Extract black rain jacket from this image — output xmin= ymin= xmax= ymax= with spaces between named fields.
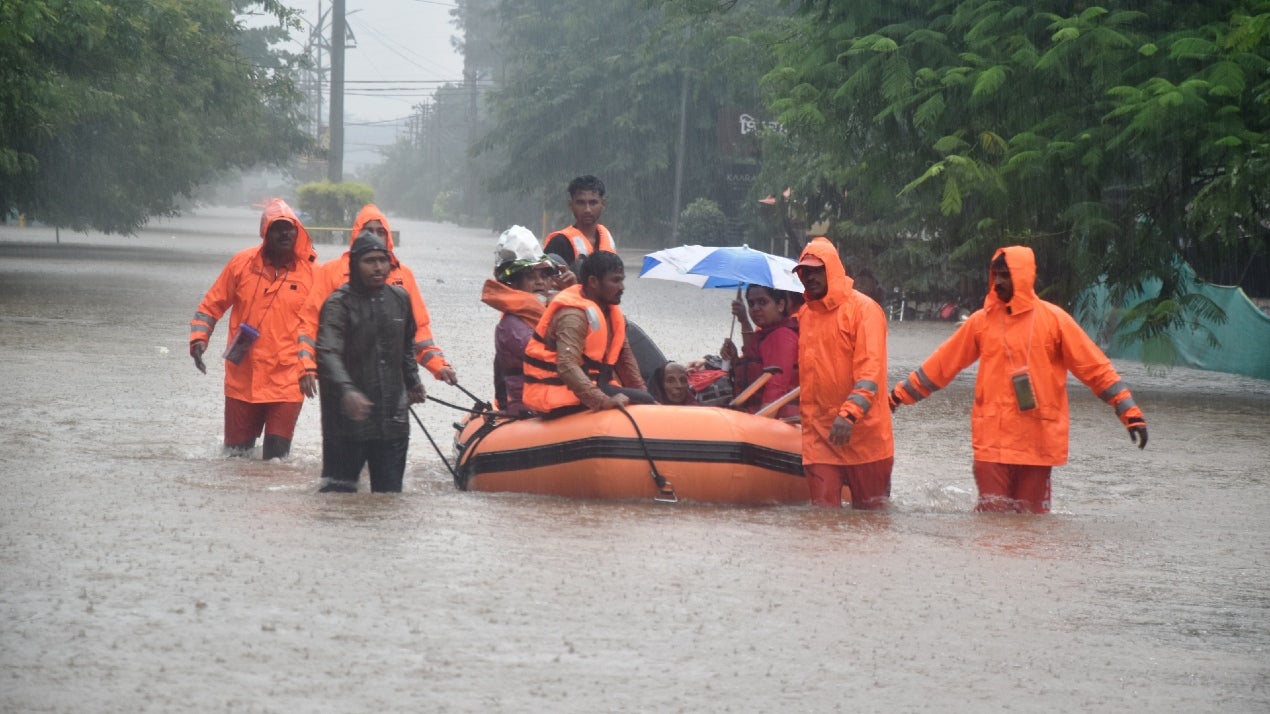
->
xmin=316 ymin=235 xmax=422 ymax=442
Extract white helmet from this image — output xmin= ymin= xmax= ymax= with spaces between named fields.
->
xmin=495 ymin=225 xmax=558 ymax=283
xmin=496 ymin=225 xmax=544 ymax=265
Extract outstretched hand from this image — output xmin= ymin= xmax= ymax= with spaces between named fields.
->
xmin=888 ymin=388 xmax=902 ymax=412
xmin=1128 ymin=424 xmax=1148 ymax=449
xmin=190 ymin=341 xmax=207 ymax=374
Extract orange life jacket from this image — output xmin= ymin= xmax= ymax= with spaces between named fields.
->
xmin=522 ymin=285 xmax=626 ymax=413
xmin=549 ymin=224 xmax=616 ymax=260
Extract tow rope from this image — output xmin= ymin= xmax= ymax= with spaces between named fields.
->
xmin=615 ymin=404 xmax=678 ymax=503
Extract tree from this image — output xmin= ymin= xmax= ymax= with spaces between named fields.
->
xmin=757 ymin=0 xmax=1269 ymax=361
xmin=471 ymin=0 xmax=784 ymax=244
xmin=0 ymin=0 xmax=311 ymax=234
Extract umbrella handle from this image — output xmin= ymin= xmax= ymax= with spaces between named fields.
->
xmin=727 ymin=285 xmax=742 ymax=341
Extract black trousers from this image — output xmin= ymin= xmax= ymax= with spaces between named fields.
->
xmin=320 ymin=437 xmax=409 ymax=493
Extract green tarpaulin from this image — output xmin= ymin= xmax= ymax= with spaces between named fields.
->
xmin=1080 ymin=261 xmax=1270 ymax=381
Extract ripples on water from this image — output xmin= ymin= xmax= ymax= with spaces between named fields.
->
xmin=1 ymin=212 xmax=1267 ymax=713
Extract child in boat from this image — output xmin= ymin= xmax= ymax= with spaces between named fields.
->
xmin=718 ymin=284 xmax=800 ymax=418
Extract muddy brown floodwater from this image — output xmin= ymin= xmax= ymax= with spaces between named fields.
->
xmin=1 ymin=207 xmax=1267 ymax=713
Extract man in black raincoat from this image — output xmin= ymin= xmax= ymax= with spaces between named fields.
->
xmin=316 ymin=231 xmax=427 ymax=492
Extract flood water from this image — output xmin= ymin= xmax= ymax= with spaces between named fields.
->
xmin=1 ymin=207 xmax=1267 ymax=713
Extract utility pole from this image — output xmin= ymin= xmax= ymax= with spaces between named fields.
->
xmin=669 ymin=70 xmax=689 ymax=247
xmin=315 ymin=0 xmax=324 ymax=138
xmin=327 ymin=0 xmax=345 ymax=182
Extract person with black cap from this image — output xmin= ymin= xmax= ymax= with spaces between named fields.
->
xmin=315 ymin=230 xmax=427 ymax=493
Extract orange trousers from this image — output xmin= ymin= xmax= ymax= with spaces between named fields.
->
xmin=804 ymin=458 xmax=893 ymax=509
xmin=972 ymin=461 xmax=1053 ymax=514
xmin=224 ymin=396 xmax=303 ymax=445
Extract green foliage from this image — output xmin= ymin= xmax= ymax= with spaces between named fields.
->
xmin=678 ymin=198 xmax=728 ymax=247
xmin=0 ymin=0 xmax=310 ymax=233
xmin=296 ymin=181 xmax=374 ymax=227
xmin=755 ymin=0 xmax=1269 ymax=364
xmin=471 ymin=0 xmax=788 ymax=243
xmin=365 ymin=0 xmax=1265 ymax=366
xmin=432 ymin=190 xmax=461 ymax=224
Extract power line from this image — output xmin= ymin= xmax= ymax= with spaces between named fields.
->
xmin=345 ymin=79 xmax=463 ymax=84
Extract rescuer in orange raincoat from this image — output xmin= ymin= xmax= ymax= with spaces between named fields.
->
xmin=794 ymin=237 xmax=894 ymax=508
xmin=297 ymin=203 xmax=456 ymax=401
xmin=189 ymin=199 xmax=317 ymax=459
xmin=542 ymin=175 xmax=618 ymax=270
xmin=890 ymin=246 xmax=1149 ymax=513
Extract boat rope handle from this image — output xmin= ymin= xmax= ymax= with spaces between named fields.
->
xmin=450 ymin=381 xmax=493 ymax=412
xmin=615 ymin=404 xmax=678 ymax=503
xmin=425 ymin=394 xmax=523 ymax=418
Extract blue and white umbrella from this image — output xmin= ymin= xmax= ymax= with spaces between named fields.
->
xmin=639 ymin=245 xmax=737 ymax=288
xmin=685 ymin=244 xmax=803 ymax=293
xmin=640 ymin=244 xmax=802 ymax=293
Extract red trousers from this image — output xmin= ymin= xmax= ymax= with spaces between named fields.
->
xmin=804 ymin=458 xmax=893 ymax=509
xmin=972 ymin=461 xmax=1053 ymax=514
xmin=224 ymin=396 xmax=303 ymax=445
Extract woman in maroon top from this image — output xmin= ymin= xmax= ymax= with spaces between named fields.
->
xmin=719 ymin=285 xmax=800 ymax=419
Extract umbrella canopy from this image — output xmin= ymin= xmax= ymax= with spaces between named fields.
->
xmin=686 ymin=245 xmax=803 ymax=293
xmin=640 ymin=245 xmax=743 ymax=289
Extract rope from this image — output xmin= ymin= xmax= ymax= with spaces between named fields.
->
xmin=425 ymin=394 xmax=491 ymax=415
xmin=409 ymin=405 xmax=458 ymax=480
xmin=615 ymin=404 xmax=677 ymax=502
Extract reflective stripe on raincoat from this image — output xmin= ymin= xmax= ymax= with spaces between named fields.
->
xmin=189 ymin=198 xmax=316 ymax=403
xmin=296 ymin=204 xmax=452 ymax=379
xmin=892 ymin=245 xmax=1146 ymax=466
xmin=796 ymin=237 xmax=893 ymax=466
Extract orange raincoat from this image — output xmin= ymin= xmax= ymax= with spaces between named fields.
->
xmin=189 ymin=199 xmax=316 ymax=403
xmin=796 ymin=238 xmax=894 ymax=465
xmin=480 ymin=277 xmax=548 ymax=411
xmin=297 ymin=204 xmax=452 ymax=380
xmin=892 ymin=246 xmax=1146 ymax=465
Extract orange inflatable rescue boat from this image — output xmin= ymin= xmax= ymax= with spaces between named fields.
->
xmin=451 ymin=404 xmax=807 ymax=505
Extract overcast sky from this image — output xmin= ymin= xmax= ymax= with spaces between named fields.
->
xmin=288 ymin=0 xmax=466 ymax=125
